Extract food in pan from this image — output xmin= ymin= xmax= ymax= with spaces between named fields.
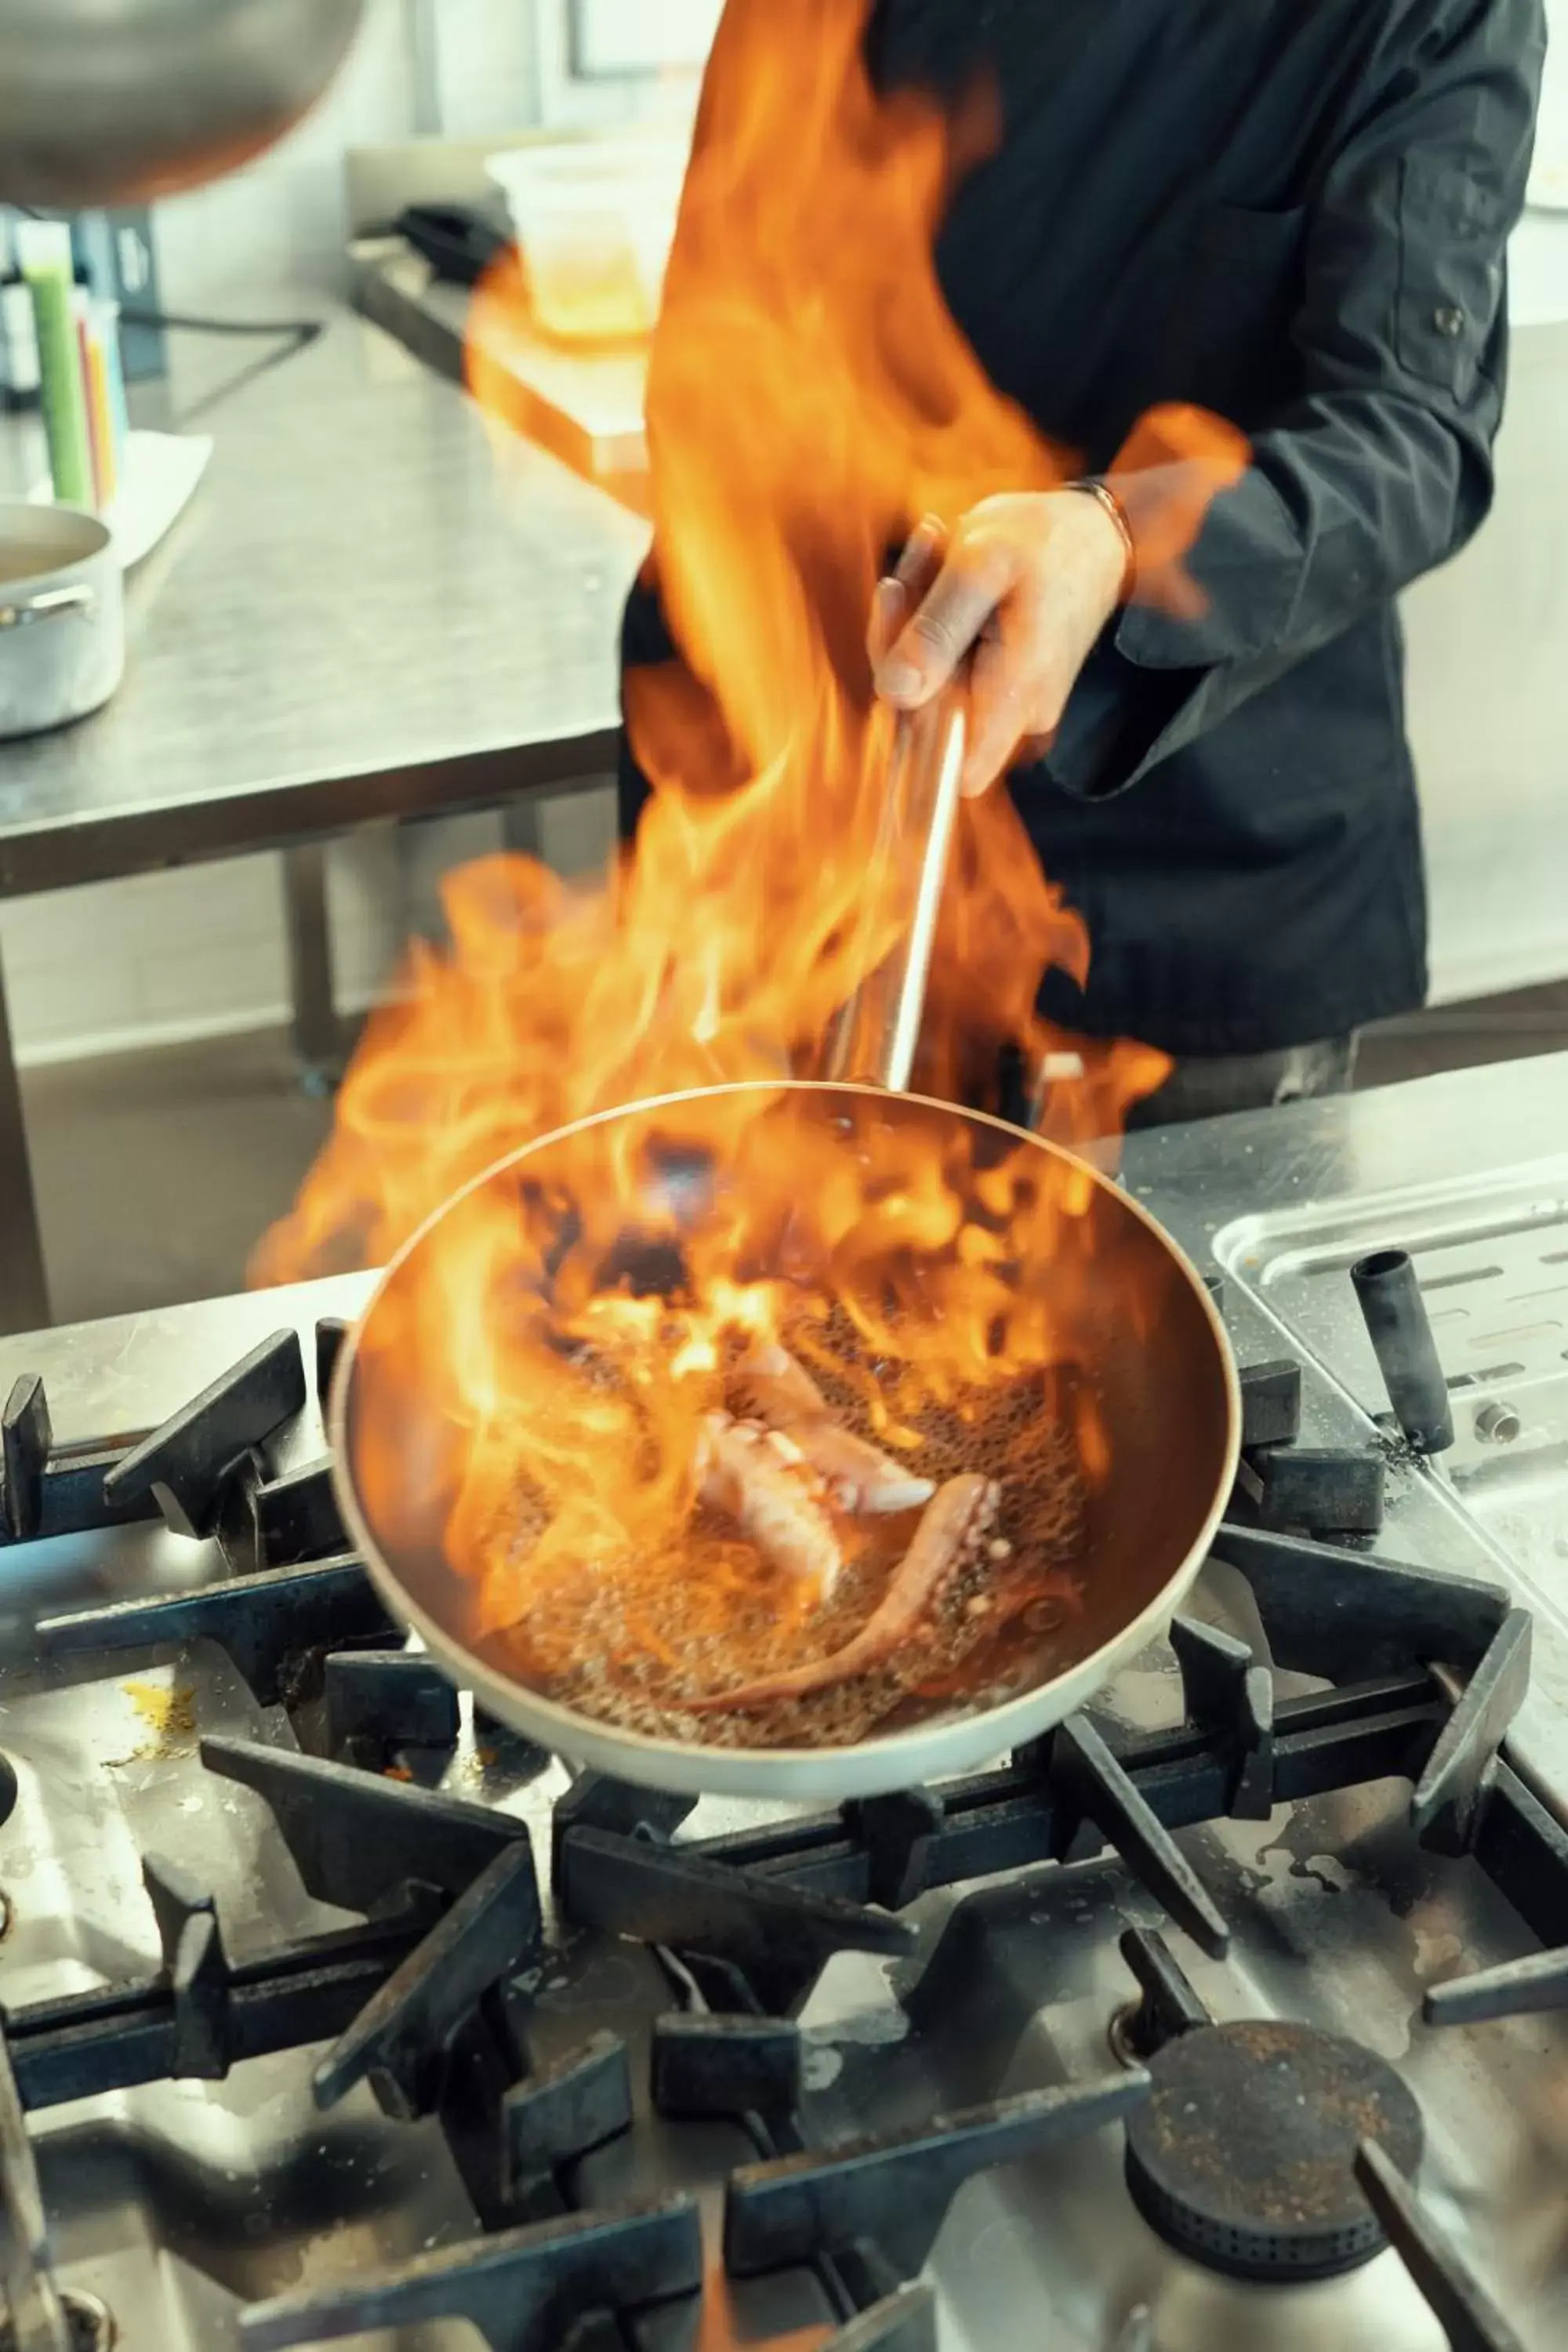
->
xmin=695 ymin=1408 xmax=848 ymax=1598
xmin=477 ymin=1316 xmax=1090 ymax=1750
xmin=684 ymin=1467 xmax=1004 ymax=1710
xmin=728 ymin=1343 xmax=937 ymax=1515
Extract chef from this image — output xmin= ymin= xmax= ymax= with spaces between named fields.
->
xmin=619 ymin=0 xmax=1544 ymax=1125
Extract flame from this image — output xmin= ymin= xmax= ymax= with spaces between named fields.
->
xmin=256 ymin=0 xmax=1243 ymax=1713
xmin=691 ymin=2254 xmax=833 ymax=2352
xmin=345 ymin=1083 xmax=1139 ymax=1657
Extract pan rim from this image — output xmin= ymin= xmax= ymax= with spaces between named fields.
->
xmin=328 ymin=1079 xmax=1241 ymax=1798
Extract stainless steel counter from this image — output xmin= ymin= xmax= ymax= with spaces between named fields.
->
xmin=0 ymin=310 xmax=649 ymax=1332
xmin=354 ymin=238 xmax=649 ymax=503
xmin=1120 ymin=1050 xmax=1568 ymax=1809
xmin=0 ymin=313 xmax=644 ymax=880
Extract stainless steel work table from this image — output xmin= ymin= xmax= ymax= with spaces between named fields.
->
xmin=0 ymin=309 xmax=648 ymax=1336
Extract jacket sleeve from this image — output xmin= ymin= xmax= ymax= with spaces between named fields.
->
xmin=1047 ymin=0 xmax=1547 ymax=798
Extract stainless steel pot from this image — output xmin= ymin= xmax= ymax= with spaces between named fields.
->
xmin=331 ymin=1081 xmax=1240 ymax=1801
xmin=0 ymin=503 xmax=123 ymax=739
xmin=0 ymin=0 xmax=365 ymax=211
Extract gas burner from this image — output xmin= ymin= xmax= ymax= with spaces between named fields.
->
xmin=1124 ymin=2021 xmax=1424 ymax=2283
xmin=0 ymin=1292 xmax=1564 ymax=2349
xmin=1099 ymin=1931 xmax=1529 ymax=2352
xmin=0 ymin=2292 xmax=115 ymax=2352
xmin=63 ymin=2293 xmax=114 ymax=2352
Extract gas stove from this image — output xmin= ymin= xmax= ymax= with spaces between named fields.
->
xmin=0 ymin=1056 xmax=1566 ymax=2352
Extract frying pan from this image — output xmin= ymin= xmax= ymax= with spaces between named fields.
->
xmin=329 ymin=1079 xmax=1239 ymax=1801
xmin=332 ymin=698 xmax=1237 ymax=1797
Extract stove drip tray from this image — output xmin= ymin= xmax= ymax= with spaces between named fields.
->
xmin=1126 ymin=2021 xmax=1424 ymax=2281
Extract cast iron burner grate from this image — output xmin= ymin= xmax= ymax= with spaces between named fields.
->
xmin=3 ymin=1539 xmax=1559 ymax=2344
xmin=0 ymin=1323 xmax=1562 ymax=2347
xmin=0 ymin=1322 xmax=347 ymax=1563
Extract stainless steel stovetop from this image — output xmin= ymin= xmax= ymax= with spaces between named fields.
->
xmin=0 ymin=1054 xmax=1564 ymax=2352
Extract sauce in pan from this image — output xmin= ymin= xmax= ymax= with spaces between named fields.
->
xmin=481 ymin=1301 xmax=1089 ymax=1749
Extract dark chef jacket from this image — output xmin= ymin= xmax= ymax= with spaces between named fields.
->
xmin=618 ymin=0 xmax=1545 ymax=1056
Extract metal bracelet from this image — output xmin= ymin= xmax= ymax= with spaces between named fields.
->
xmin=1066 ymin=477 xmax=1136 ymax=597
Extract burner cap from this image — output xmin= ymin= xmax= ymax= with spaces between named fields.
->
xmin=1124 ymin=2020 xmax=1424 ymax=2283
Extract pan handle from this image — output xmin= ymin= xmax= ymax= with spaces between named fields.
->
xmin=825 ymin=694 xmax=967 ymax=1092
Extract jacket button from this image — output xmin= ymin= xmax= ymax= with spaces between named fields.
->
xmin=1432 ymin=305 xmax=1465 ymax=336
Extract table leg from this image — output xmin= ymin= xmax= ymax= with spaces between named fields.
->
xmin=282 ymin=844 xmax=342 ymax=1094
xmin=0 ymin=941 xmax=50 ymax=1336
xmin=503 ymin=782 xmax=617 ymax=875
xmin=501 ymin=795 xmax=545 ymax=860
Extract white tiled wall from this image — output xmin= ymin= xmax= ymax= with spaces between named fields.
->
xmin=433 ymin=0 xmax=547 ymax=140
xmin=150 ymin=0 xmax=550 ymax=309
xmin=1 ymin=860 xmax=289 ymax=1065
xmin=151 ymin=0 xmax=422 ymax=307
xmin=0 ymin=786 xmax=615 ymax=1071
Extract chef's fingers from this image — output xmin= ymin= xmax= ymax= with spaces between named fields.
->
xmin=866 ymin=517 xmax=946 ymax=668
xmin=867 ymin=576 xmax=906 ymax=670
xmin=876 ymin=531 xmax=1016 ymax=709
xmin=962 ymin=631 xmax=1034 ymax=797
xmin=894 ymin=514 xmax=948 ymax=591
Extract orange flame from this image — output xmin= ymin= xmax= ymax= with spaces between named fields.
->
xmin=256 ymin=0 xmax=1244 ymax=1718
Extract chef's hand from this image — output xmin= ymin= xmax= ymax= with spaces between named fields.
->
xmin=869 ymin=492 xmax=1130 ymax=797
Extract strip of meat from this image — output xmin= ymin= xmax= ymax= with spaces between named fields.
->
xmin=684 ymin=1472 xmax=1000 ymax=1711
xmin=731 ymin=1342 xmax=828 ymax=1421
xmin=731 ymin=1343 xmax=935 ymax=1515
xmin=695 ymin=1411 xmax=844 ymax=1598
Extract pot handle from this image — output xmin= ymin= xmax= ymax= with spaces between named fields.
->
xmin=0 ymin=583 xmax=96 ymax=630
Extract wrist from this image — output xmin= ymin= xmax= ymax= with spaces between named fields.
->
xmin=1064 ymin=477 xmax=1135 ymax=604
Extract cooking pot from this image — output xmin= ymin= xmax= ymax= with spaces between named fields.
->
xmin=0 ymin=503 xmax=123 ymax=740
xmin=0 ymin=0 xmax=365 ymax=211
